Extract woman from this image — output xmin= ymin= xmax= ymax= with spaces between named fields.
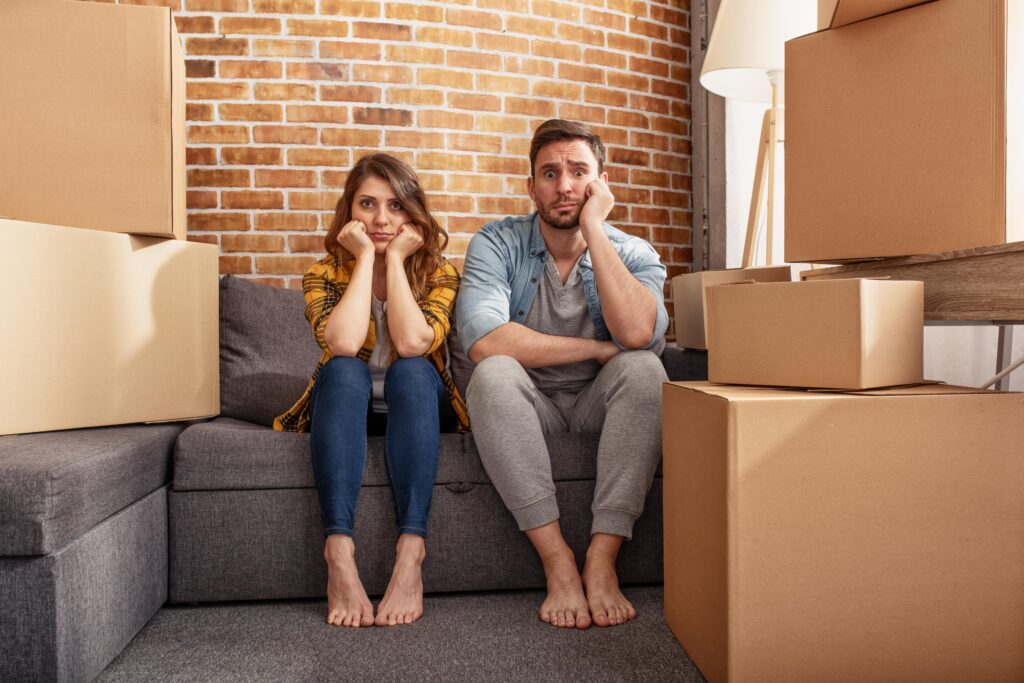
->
xmin=274 ymin=153 xmax=468 ymax=628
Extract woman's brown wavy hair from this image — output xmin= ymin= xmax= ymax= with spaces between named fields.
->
xmin=324 ymin=153 xmax=448 ymax=302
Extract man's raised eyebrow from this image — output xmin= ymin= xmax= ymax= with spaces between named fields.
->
xmin=538 ymin=159 xmax=591 ymax=172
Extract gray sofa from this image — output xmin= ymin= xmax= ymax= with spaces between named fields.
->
xmin=0 ymin=274 xmax=708 ymax=682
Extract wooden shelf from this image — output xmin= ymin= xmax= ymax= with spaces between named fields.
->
xmin=800 ymin=241 xmax=1024 ymax=323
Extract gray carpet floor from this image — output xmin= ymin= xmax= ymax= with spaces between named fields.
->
xmin=97 ymin=586 xmax=706 ymax=682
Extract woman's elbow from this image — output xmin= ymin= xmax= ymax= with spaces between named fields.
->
xmin=325 ymin=335 xmax=361 ymax=358
xmin=393 ymin=336 xmax=432 ymax=358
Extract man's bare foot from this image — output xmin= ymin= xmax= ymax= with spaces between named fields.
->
xmin=582 ymin=536 xmax=637 ymax=627
xmin=375 ymin=534 xmax=426 ymax=626
xmin=537 ymin=546 xmax=592 ymax=629
xmin=324 ymin=535 xmax=374 ymax=627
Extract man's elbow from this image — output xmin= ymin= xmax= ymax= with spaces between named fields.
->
xmin=617 ymin=322 xmax=657 ymax=350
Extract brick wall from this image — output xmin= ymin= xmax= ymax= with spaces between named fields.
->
xmin=91 ymin=0 xmax=692 ymax=327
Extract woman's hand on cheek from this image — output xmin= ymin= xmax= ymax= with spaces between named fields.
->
xmin=338 ymin=220 xmax=374 ymax=260
xmin=387 ymin=223 xmax=425 ymax=262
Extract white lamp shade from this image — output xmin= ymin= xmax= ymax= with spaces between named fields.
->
xmin=700 ymin=0 xmax=818 ymax=102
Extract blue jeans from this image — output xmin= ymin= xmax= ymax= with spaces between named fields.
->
xmin=308 ymin=355 xmax=455 ymax=538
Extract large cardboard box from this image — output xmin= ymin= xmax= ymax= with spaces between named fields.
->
xmin=672 ymin=266 xmax=792 ymax=350
xmin=817 ymin=0 xmax=933 ymax=29
xmin=786 ymin=0 xmax=1023 ymax=262
xmin=0 ymin=219 xmax=218 ymax=435
xmin=706 ymin=278 xmax=923 ymax=389
xmin=0 ymin=0 xmax=186 ymax=239
xmin=663 ymin=381 xmax=1024 ymax=683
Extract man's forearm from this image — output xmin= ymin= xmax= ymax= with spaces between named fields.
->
xmin=584 ymin=230 xmax=657 ymax=348
xmin=468 ymin=322 xmax=608 ymax=367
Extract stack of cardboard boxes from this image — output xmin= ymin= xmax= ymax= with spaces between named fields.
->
xmin=0 ymin=0 xmax=219 ymax=436
xmin=663 ymin=1 xmax=1024 ymax=680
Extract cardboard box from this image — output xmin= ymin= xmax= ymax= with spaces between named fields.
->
xmin=672 ymin=266 xmax=792 ymax=350
xmin=818 ymin=0 xmax=933 ymax=29
xmin=0 ymin=0 xmax=186 ymax=239
xmin=663 ymin=381 xmax=1024 ymax=683
xmin=706 ymin=278 xmax=922 ymax=389
xmin=786 ymin=0 xmax=1023 ymax=262
xmin=0 ymin=219 xmax=218 ymax=435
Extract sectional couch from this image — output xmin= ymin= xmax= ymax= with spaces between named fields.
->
xmin=0 ymin=275 xmax=708 ymax=682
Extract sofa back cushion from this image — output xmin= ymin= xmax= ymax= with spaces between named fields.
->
xmin=220 ymin=275 xmax=322 ymax=426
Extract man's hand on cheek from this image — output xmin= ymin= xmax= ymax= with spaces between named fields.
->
xmin=579 ymin=179 xmax=615 ymax=235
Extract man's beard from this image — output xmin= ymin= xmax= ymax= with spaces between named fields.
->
xmin=539 ymin=198 xmax=582 ymax=230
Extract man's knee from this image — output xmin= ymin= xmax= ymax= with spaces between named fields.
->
xmin=467 ymin=355 xmax=529 ymax=405
xmin=605 ymin=350 xmax=668 ymax=385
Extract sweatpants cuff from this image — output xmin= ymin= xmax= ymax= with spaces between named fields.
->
xmin=591 ymin=508 xmax=638 ymax=540
xmin=512 ymin=494 xmax=560 ymax=531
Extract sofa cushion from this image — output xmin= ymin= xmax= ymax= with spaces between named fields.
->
xmin=173 ymin=418 xmax=609 ymax=491
xmin=219 ymin=275 xmax=322 ymax=427
xmin=0 ymin=423 xmax=182 ymax=556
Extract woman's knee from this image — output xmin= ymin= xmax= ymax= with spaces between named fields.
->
xmin=385 ymin=357 xmax=439 ymax=404
xmin=318 ymin=355 xmax=371 ymax=391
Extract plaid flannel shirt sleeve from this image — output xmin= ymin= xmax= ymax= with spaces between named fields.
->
xmin=302 ymin=260 xmax=345 ymax=353
xmin=418 ymin=259 xmax=460 ymax=356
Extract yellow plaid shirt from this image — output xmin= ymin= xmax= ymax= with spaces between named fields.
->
xmin=273 ymin=254 xmax=469 ymax=433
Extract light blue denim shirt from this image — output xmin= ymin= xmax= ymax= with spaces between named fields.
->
xmin=456 ymin=212 xmax=668 ymax=355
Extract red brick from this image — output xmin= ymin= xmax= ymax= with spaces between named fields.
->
xmin=476 ymin=0 xmax=527 ymax=9
xmin=185 ymin=0 xmax=246 ymax=10
xmin=632 ymin=207 xmax=671 ymax=224
xmin=558 ymin=24 xmax=605 ymax=47
xmin=477 ymin=34 xmax=529 ymax=54
xmin=630 ymin=56 xmax=670 ymax=79
xmin=187 ymin=37 xmax=248 ymax=56
xmin=653 ymin=190 xmax=690 ymax=209
xmin=531 ymin=0 xmax=577 ymax=20
xmin=288 ymin=235 xmax=327 ymax=253
xmin=430 ymin=195 xmax=474 ymax=213
xmin=186 ymin=148 xmax=217 ymax=166
xmin=187 ymin=125 xmax=249 ymax=143
xmin=220 ymin=17 xmax=281 ymax=34
xmin=185 ymin=60 xmax=215 ymax=78
xmin=608 ymin=33 xmax=648 ymax=55
xmin=219 ymin=104 xmax=283 ymax=122
xmin=447 ymin=93 xmax=501 ymax=112
xmin=558 ymin=103 xmax=605 ymax=124
xmin=188 ymin=169 xmax=250 ymax=187
xmin=186 ymin=103 xmax=213 ymax=121
xmin=352 ymin=107 xmax=413 ymax=126
xmin=254 ymin=0 xmax=316 ymax=13
xmin=651 ymin=115 xmax=686 ymax=136
xmin=222 ymin=234 xmax=286 ymax=253
xmin=256 ymin=256 xmax=319 ymax=275
xmin=256 ymin=213 xmax=321 ymax=231
xmin=476 ymin=74 xmax=530 ymax=95
xmin=220 ymin=256 xmax=253 ymax=274
xmin=508 ymin=16 xmax=555 ymax=38
xmin=609 ymin=148 xmax=649 ymax=166
xmin=415 ymin=152 xmax=474 ymax=172
xmin=558 ymin=63 xmax=604 ymax=85
xmin=353 ymin=65 xmax=412 ymax=84
xmin=386 ymin=131 xmax=445 ymax=148
xmin=448 ymin=175 xmax=502 ymax=194
xmin=652 ymin=78 xmax=687 ymax=99
xmin=189 ymin=213 xmax=251 ymax=231
xmin=609 ymin=185 xmax=650 ymax=204
xmin=534 ymin=81 xmax=582 ymax=101
xmin=319 ymin=41 xmax=381 ymax=60
xmin=417 ymin=69 xmax=470 ymax=88
xmin=531 ymin=40 xmax=580 ymax=61
xmin=650 ymin=4 xmax=686 ymax=27
xmin=188 ymin=82 xmax=250 ymax=100
xmin=287 ymin=19 xmax=349 ymax=37
xmin=290 ymin=192 xmax=342 ymax=211
xmin=222 ymin=147 xmax=283 ymax=165
xmin=505 ymin=97 xmax=555 ymax=117
xmin=417 ymin=27 xmax=474 ymax=48
xmin=254 ymin=125 xmax=318 ymax=144
xmin=386 ymin=46 xmax=445 ymax=65
xmin=447 ymin=215 xmax=487 ymax=232
xmin=320 ymin=0 xmax=381 ymax=16
xmin=384 ymin=3 xmax=444 ymax=22
xmin=417 ymin=110 xmax=474 ymax=131
xmin=387 ymin=89 xmax=444 ymax=106
xmin=608 ymin=71 xmax=650 ymax=92
xmin=287 ymin=105 xmax=349 ymax=124
xmin=630 ymin=18 xmax=668 ymax=40
xmin=584 ymin=8 xmax=626 ymax=30
xmin=288 ymin=149 xmax=352 ymax=166
xmin=222 ymin=191 xmax=287 ymax=209
xmin=445 ymin=8 xmax=501 ymax=31
xmin=254 ymin=39 xmax=315 ymax=57
xmin=630 ymin=94 xmax=671 ymax=115
xmin=254 ymin=83 xmax=316 ymax=100
xmin=321 ymin=171 xmax=348 ymax=188
xmin=447 ymin=133 xmax=502 ymax=154
xmin=175 ymin=16 xmax=215 ymax=33
xmin=501 ymin=56 xmax=554 ymax=78
xmin=609 ymin=110 xmax=649 ymax=128
xmin=352 ymin=22 xmax=410 ymax=40
xmin=631 ymin=131 xmax=669 ymax=151
xmin=321 ymin=85 xmax=381 ymax=103
xmin=187 ymin=190 xmax=218 ymax=209
xmin=584 ymin=86 xmax=628 ymax=107
xmin=630 ymin=169 xmax=670 ymax=187
xmin=653 ymin=154 xmax=689 ymax=174
xmin=321 ymin=128 xmax=382 ymax=146
xmin=287 ymin=62 xmax=347 ymax=81
xmin=219 ymin=61 xmax=283 ymax=79
xmin=652 ymin=43 xmax=688 ymax=64
xmin=256 ymin=170 xmax=318 ymax=188
xmin=478 ymin=155 xmax=530 ymax=175
xmin=477 ymin=197 xmax=532 ymax=215
xmin=187 ymin=234 xmax=218 ymax=246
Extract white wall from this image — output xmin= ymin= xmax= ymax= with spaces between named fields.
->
xmin=724 ymin=99 xmax=1024 ymax=390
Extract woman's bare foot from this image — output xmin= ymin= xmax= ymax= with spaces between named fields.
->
xmin=324 ymin=535 xmax=374 ymax=627
xmin=375 ymin=534 xmax=426 ymax=626
xmin=582 ymin=538 xmax=636 ymax=627
xmin=538 ymin=546 xmax=592 ymax=629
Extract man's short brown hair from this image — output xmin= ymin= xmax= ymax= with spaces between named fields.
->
xmin=528 ymin=119 xmax=606 ymax=176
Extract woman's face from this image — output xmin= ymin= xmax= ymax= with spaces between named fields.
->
xmin=349 ymin=175 xmax=412 ymax=254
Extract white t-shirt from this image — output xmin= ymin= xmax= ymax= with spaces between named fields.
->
xmin=367 ymin=295 xmax=392 ymax=413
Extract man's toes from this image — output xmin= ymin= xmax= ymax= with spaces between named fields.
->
xmin=592 ymin=609 xmax=610 ymax=627
xmin=539 ymin=608 xmax=552 ymax=623
xmin=575 ymin=610 xmax=592 ymax=629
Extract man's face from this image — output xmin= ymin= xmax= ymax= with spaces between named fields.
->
xmin=528 ymin=139 xmax=606 ymax=231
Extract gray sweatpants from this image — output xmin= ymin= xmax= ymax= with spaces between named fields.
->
xmin=466 ymin=350 xmax=667 ymax=539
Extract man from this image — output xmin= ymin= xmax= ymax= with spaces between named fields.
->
xmin=457 ymin=119 xmax=669 ymax=629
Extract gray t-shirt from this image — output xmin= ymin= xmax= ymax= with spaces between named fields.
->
xmin=523 ymin=254 xmax=601 ymax=403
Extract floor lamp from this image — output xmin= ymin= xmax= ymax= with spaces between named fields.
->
xmin=699 ymin=0 xmax=817 ymax=267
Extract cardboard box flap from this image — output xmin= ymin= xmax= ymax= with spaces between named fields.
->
xmin=664 ymin=381 xmax=997 ymax=402
xmin=830 ymin=0 xmax=935 ymax=28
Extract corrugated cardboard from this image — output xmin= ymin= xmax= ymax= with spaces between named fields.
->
xmin=671 ymin=266 xmax=792 ymax=350
xmin=786 ymin=0 xmax=1022 ymax=262
xmin=706 ymin=278 xmax=923 ymax=389
xmin=663 ymin=381 xmax=1024 ymax=683
xmin=823 ymin=0 xmax=934 ymax=28
xmin=0 ymin=219 xmax=218 ymax=435
xmin=0 ymin=0 xmax=186 ymax=239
